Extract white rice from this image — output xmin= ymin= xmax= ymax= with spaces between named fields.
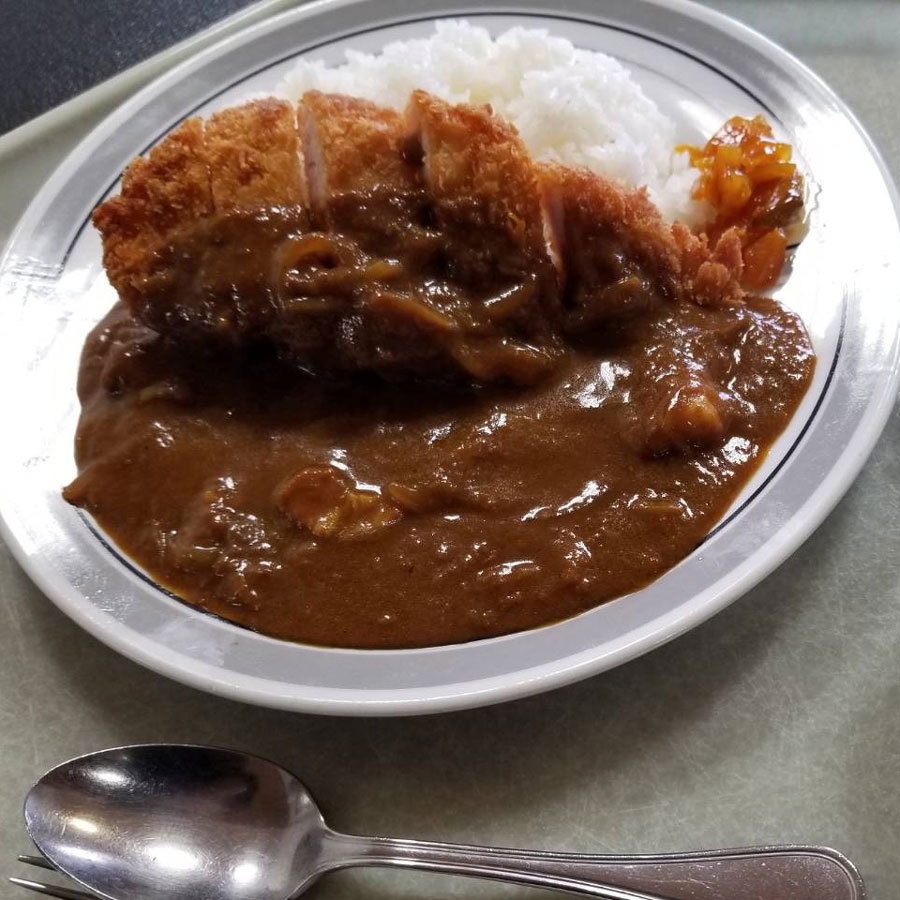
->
xmin=277 ymin=20 xmax=706 ymax=226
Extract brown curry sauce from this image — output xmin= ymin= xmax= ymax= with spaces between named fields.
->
xmin=65 ymin=284 xmax=814 ymax=649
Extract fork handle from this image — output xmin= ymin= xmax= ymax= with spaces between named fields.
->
xmin=323 ymin=833 xmax=865 ymax=900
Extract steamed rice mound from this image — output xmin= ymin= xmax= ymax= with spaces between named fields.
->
xmin=277 ymin=20 xmax=707 ymax=226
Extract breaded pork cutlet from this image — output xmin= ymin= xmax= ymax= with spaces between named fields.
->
xmin=92 ymin=89 xmax=749 ymax=385
xmin=292 ymin=91 xmax=447 ymax=376
xmin=540 ymin=165 xmax=745 ymax=329
xmin=539 ymin=164 xmax=682 ymax=330
xmin=296 ymin=90 xmax=558 ymax=383
xmin=194 ymin=98 xmax=309 ymax=342
xmin=401 ymin=90 xmax=562 ymax=382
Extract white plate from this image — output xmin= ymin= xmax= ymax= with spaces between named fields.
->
xmin=1 ymin=0 xmax=898 ymax=716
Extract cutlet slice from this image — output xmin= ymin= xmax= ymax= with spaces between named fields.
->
xmin=539 ymin=164 xmax=682 ymax=330
xmin=94 ymin=101 xmax=310 ymax=344
xmin=298 ymin=90 xmax=427 ymax=256
xmin=405 ymin=90 xmax=555 ymax=292
xmin=300 ymin=91 xmax=421 ymax=208
xmin=92 ymin=117 xmax=212 ymax=307
xmin=295 ymin=91 xmax=452 ymax=376
xmin=203 ymin=98 xmax=305 ymax=211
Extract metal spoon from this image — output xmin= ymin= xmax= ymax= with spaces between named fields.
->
xmin=23 ymin=745 xmax=865 ymax=900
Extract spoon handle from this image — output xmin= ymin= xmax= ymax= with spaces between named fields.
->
xmin=323 ymin=833 xmax=865 ymax=900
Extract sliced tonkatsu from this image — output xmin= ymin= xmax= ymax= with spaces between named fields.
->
xmin=405 ymin=90 xmax=556 ymax=304
xmin=292 ymin=91 xmax=452 ymax=376
xmin=91 ymin=89 xmax=751 ymax=385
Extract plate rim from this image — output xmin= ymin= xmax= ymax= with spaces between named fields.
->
xmin=1 ymin=0 xmax=899 ymax=716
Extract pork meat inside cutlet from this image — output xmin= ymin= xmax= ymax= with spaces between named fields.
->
xmin=538 ymin=164 xmax=683 ymax=332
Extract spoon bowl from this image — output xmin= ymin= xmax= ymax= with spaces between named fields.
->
xmin=25 ymin=745 xmax=331 ymax=900
xmin=24 ymin=745 xmax=867 ymax=900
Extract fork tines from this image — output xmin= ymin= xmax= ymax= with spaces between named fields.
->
xmin=17 ymin=856 xmax=54 ymax=872
xmin=10 ymin=855 xmax=98 ymax=900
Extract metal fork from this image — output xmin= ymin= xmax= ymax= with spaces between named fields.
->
xmin=10 ymin=855 xmax=98 ymax=900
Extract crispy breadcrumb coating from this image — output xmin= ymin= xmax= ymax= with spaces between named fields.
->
xmin=203 ymin=98 xmax=304 ymax=211
xmin=92 ymin=118 xmax=211 ymax=306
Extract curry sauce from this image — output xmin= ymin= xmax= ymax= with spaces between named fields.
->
xmin=65 ymin=289 xmax=813 ymax=648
